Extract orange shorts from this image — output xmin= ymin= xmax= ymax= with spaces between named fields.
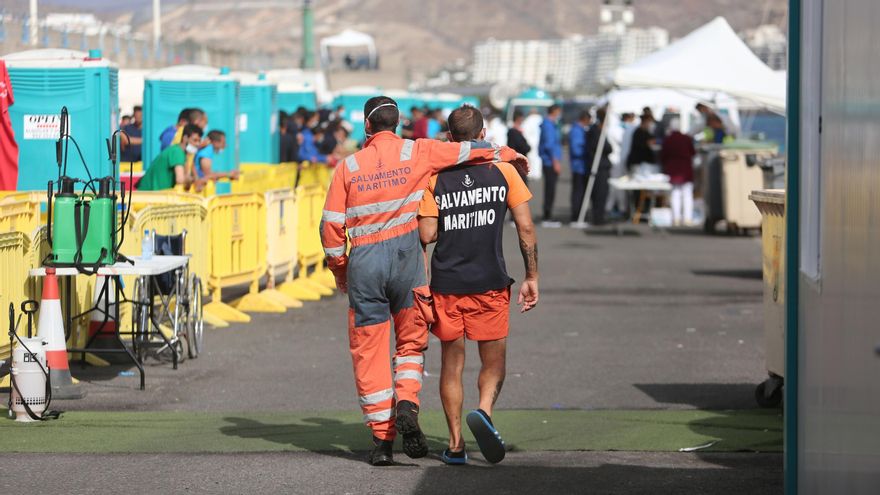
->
xmin=431 ymin=288 xmax=510 ymax=342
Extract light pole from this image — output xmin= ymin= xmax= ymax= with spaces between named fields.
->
xmin=301 ymin=0 xmax=315 ymax=69
xmin=29 ymin=0 xmax=38 ymax=46
xmin=153 ymin=0 xmax=161 ymax=56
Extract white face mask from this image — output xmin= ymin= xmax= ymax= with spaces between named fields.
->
xmin=185 ymin=144 xmax=199 ymax=155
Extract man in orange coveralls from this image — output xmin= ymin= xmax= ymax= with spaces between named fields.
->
xmin=320 ymin=96 xmax=528 ymax=466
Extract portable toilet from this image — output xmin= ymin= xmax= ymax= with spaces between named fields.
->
xmin=265 ymin=69 xmax=328 ymax=111
xmin=505 ymin=87 xmax=554 ymax=124
xmin=332 ymin=86 xmax=382 ymax=142
xmin=385 ymin=89 xmax=424 ymax=119
xmin=460 ymin=95 xmax=481 ymax=109
xmin=426 ymin=93 xmax=462 ymax=112
xmin=143 ymin=65 xmax=239 ymax=173
xmin=277 ymin=82 xmax=318 ymax=113
xmin=3 ymin=49 xmax=119 ymax=191
xmin=234 ymin=72 xmax=279 ymax=164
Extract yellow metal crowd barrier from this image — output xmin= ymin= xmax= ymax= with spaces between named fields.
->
xmin=123 ymin=193 xmax=209 ymax=289
xmin=202 ymin=192 xmax=287 ymax=324
xmin=275 ymin=163 xmax=299 ymax=187
xmin=0 ymin=231 xmax=32 ymax=365
xmin=120 ymin=161 xmax=144 ymax=175
xmin=296 ymin=162 xmax=332 ymax=189
xmin=0 ymin=195 xmax=43 ymax=234
xmin=292 ymin=184 xmax=336 ymax=295
xmin=258 ymin=188 xmax=306 ymax=307
xmin=0 ymin=161 xmax=335 ymax=350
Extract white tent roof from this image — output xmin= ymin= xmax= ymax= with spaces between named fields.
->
xmin=320 ymin=30 xmax=377 ymax=67
xmin=600 ymin=87 xmax=742 ymax=135
xmin=320 ymin=29 xmax=375 ymax=49
xmin=613 ymin=17 xmax=785 ymax=112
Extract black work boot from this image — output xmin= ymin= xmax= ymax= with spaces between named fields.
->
xmin=369 ymin=436 xmax=394 ymax=466
xmin=396 ymin=400 xmax=429 ymax=458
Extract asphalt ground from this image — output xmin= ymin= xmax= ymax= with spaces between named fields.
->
xmin=3 ymin=452 xmax=781 ymax=495
xmin=52 ymin=220 xmax=767 ymax=414
xmin=1 ymin=172 xmax=781 ymax=493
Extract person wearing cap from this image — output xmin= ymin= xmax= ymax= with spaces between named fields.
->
xmin=320 ymin=96 xmax=529 ymax=466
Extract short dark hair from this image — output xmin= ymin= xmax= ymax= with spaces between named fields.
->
xmin=207 ymin=130 xmax=225 ymax=142
xmin=596 ymin=107 xmax=607 ymax=123
xmin=579 ymin=110 xmax=591 ymax=122
xmin=177 ymin=108 xmax=192 ymax=123
xmin=548 ymin=104 xmax=561 ymax=114
xmin=182 ymin=124 xmax=203 ymax=138
xmin=133 ymin=105 xmax=142 ymax=113
xmin=512 ymin=110 xmax=524 ymax=121
xmin=364 ymin=96 xmax=399 ymax=133
xmin=446 ymin=105 xmax=483 ymax=142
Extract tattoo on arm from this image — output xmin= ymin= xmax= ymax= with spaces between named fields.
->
xmin=519 ymin=237 xmax=538 ymax=279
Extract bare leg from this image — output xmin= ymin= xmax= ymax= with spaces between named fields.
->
xmin=440 ymin=337 xmax=466 ymax=451
xmin=477 ymin=338 xmax=507 ymax=418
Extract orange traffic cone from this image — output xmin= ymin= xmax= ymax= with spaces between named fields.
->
xmin=38 ymin=268 xmax=85 ymax=399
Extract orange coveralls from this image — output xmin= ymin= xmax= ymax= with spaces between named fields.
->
xmin=320 ymin=130 xmax=519 ymax=440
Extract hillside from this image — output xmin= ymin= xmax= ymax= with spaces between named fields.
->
xmin=37 ymin=0 xmax=787 ymax=76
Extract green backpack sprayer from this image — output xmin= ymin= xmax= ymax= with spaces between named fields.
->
xmin=45 ymin=107 xmax=133 ymax=271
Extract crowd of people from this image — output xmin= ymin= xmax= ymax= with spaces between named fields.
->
xmin=532 ymin=101 xmax=734 ymax=227
xmin=279 ymin=105 xmax=357 ymax=165
xmin=132 ymin=107 xmax=237 ymax=192
xmin=125 ymin=94 xmax=732 ymax=228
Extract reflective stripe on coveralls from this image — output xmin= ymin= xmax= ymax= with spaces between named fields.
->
xmin=320 ymin=131 xmax=521 ymax=440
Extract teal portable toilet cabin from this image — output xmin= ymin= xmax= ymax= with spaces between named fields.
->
xmin=386 ymin=90 xmax=424 ymax=119
xmin=3 ymin=49 xmax=118 ymax=191
xmin=278 ymin=83 xmax=317 ymax=113
xmin=143 ymin=65 xmax=239 ymax=173
xmin=234 ymin=72 xmax=279 ymax=164
xmin=332 ymin=86 xmax=382 ymax=143
xmin=266 ymin=69 xmax=324 ymax=113
xmin=460 ymin=95 xmax=481 ymax=109
xmin=505 ymin=87 xmax=554 ymax=124
xmin=424 ymin=92 xmax=476 ymax=114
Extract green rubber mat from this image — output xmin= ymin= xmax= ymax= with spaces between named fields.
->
xmin=0 ymin=409 xmax=781 ymax=454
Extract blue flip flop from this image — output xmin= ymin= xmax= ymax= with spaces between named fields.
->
xmin=466 ymin=409 xmax=506 ymax=463
xmin=441 ymin=448 xmax=468 ymax=465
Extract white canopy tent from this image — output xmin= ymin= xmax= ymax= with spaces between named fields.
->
xmin=320 ymin=30 xmax=377 ymax=69
xmin=600 ymin=87 xmax=742 ymax=135
xmin=612 ymin=17 xmax=785 ymax=113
